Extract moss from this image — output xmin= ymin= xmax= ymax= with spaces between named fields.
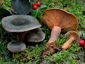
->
xmin=0 ymin=0 xmax=84 ymax=64
xmin=13 ymin=45 xmax=45 ymax=63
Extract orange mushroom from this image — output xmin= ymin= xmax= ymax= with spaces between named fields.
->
xmin=41 ymin=31 xmax=80 ymax=55
xmin=61 ymin=31 xmax=80 ymax=50
xmin=40 ymin=9 xmax=78 ymax=47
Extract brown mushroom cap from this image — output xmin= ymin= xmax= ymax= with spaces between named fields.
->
xmin=40 ymin=9 xmax=78 ymax=32
xmin=25 ymin=28 xmax=45 ymax=43
xmin=1 ymin=15 xmax=41 ymax=32
xmin=65 ymin=31 xmax=80 ymax=43
xmin=7 ymin=41 xmax=26 ymax=52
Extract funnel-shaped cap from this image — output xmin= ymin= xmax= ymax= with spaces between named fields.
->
xmin=11 ymin=0 xmax=31 ymax=14
xmin=41 ymin=9 xmax=78 ymax=32
xmin=1 ymin=15 xmax=41 ymax=32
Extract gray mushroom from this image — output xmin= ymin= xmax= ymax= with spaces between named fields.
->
xmin=7 ymin=41 xmax=26 ymax=52
xmin=25 ymin=28 xmax=45 ymax=43
xmin=11 ymin=0 xmax=31 ymax=14
xmin=1 ymin=15 xmax=41 ymax=41
xmin=1 ymin=15 xmax=42 ymax=52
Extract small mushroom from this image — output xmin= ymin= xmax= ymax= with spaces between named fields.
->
xmin=41 ymin=31 xmax=80 ymax=55
xmin=11 ymin=0 xmax=31 ymax=14
xmin=61 ymin=31 xmax=80 ymax=50
xmin=1 ymin=15 xmax=41 ymax=41
xmin=40 ymin=9 xmax=78 ymax=47
xmin=25 ymin=28 xmax=45 ymax=43
xmin=7 ymin=41 xmax=26 ymax=52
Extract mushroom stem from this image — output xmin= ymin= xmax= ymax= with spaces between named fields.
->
xmin=17 ymin=32 xmax=27 ymax=41
xmin=62 ymin=36 xmax=75 ymax=50
xmin=47 ymin=26 xmax=61 ymax=43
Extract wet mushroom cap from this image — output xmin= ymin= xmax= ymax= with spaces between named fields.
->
xmin=65 ymin=31 xmax=80 ymax=43
xmin=1 ymin=15 xmax=41 ymax=32
xmin=11 ymin=0 xmax=31 ymax=14
xmin=40 ymin=9 xmax=78 ymax=32
xmin=7 ymin=41 xmax=26 ymax=52
xmin=25 ymin=28 xmax=45 ymax=42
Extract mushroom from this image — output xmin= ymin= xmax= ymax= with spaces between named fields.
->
xmin=1 ymin=15 xmax=41 ymax=41
xmin=7 ymin=41 xmax=26 ymax=52
xmin=25 ymin=28 xmax=45 ymax=44
xmin=61 ymin=31 xmax=80 ymax=50
xmin=42 ymin=31 xmax=80 ymax=55
xmin=40 ymin=9 xmax=78 ymax=47
xmin=11 ymin=0 xmax=31 ymax=14
xmin=17 ymin=28 xmax=45 ymax=45
xmin=1 ymin=15 xmax=42 ymax=52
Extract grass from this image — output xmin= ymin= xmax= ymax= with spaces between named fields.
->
xmin=0 ymin=0 xmax=85 ymax=64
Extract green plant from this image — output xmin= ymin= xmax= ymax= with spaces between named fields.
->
xmin=53 ymin=51 xmax=77 ymax=64
xmin=1 ymin=0 xmax=11 ymax=10
xmin=31 ymin=5 xmax=47 ymax=18
xmin=55 ymin=34 xmax=69 ymax=46
xmin=53 ymin=42 xmax=81 ymax=64
xmin=0 ymin=41 xmax=11 ymax=62
xmin=0 ymin=0 xmax=85 ymax=64
xmin=13 ymin=45 xmax=45 ymax=63
xmin=83 ymin=32 xmax=85 ymax=39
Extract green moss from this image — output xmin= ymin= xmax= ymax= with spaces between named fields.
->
xmin=0 ymin=0 xmax=84 ymax=64
xmin=13 ymin=45 xmax=45 ymax=63
xmin=56 ymin=34 xmax=69 ymax=46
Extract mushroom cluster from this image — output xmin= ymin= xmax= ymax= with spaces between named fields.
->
xmin=41 ymin=9 xmax=78 ymax=47
xmin=1 ymin=15 xmax=45 ymax=52
xmin=1 ymin=0 xmax=45 ymax=52
xmin=42 ymin=31 xmax=80 ymax=55
xmin=40 ymin=9 xmax=79 ymax=55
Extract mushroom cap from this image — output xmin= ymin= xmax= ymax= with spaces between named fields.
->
xmin=25 ymin=28 xmax=45 ymax=43
xmin=11 ymin=0 xmax=31 ymax=14
xmin=65 ymin=31 xmax=80 ymax=43
xmin=1 ymin=15 xmax=41 ymax=32
xmin=40 ymin=9 xmax=78 ymax=32
xmin=7 ymin=41 xmax=26 ymax=52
